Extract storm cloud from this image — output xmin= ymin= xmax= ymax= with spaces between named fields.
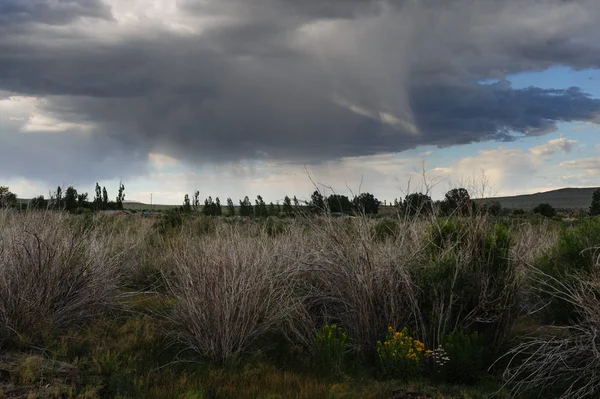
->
xmin=1 ymin=0 xmax=600 ymax=183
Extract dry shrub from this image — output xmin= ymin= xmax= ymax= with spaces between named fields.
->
xmin=511 ymin=220 xmax=559 ymax=272
xmin=302 ymin=216 xmax=424 ymax=351
xmin=164 ymin=224 xmax=309 ymax=364
xmin=510 ymin=220 xmax=559 ymax=316
xmin=0 ymin=211 xmax=139 ymax=347
xmin=500 ymin=258 xmax=600 ymax=399
xmin=304 ymin=214 xmax=521 ymax=357
xmin=162 ymin=213 xmax=538 ymax=367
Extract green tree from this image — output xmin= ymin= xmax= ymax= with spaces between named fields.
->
xmin=533 ymin=203 xmax=556 ymax=218
xmin=282 ymin=195 xmax=293 ymax=217
xmin=442 ymin=188 xmax=472 ymax=216
xmin=268 ymin=202 xmax=276 ymax=217
xmin=226 ymin=197 xmax=235 ymax=217
xmin=64 ymin=186 xmax=78 ymax=211
xmin=202 ymin=196 xmax=213 ymax=216
xmin=183 ymin=194 xmax=192 ymax=213
xmin=352 ymin=192 xmax=380 ymax=214
xmin=239 ymin=196 xmax=253 ymax=217
xmin=29 ymin=195 xmax=47 ymax=210
xmin=202 ymin=196 xmax=221 ymax=216
xmin=78 ymin=193 xmax=89 ymax=208
xmin=193 ymin=191 xmax=200 ymax=212
xmin=255 ymin=195 xmax=268 ymax=218
xmin=0 ymin=186 xmax=17 ymax=208
xmin=403 ymin=193 xmax=433 ymax=216
xmin=102 ymin=187 xmax=109 ymax=210
xmin=310 ymin=190 xmax=325 ymax=214
xmin=116 ymin=181 xmax=125 ymax=210
xmin=215 ymin=197 xmax=222 ymax=216
xmin=590 ymin=189 xmax=600 ymax=216
xmin=94 ymin=183 xmax=102 ymax=210
xmin=55 ymin=186 xmax=63 ymax=210
xmin=327 ymin=194 xmax=352 ymax=214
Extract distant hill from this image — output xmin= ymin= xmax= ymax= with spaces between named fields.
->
xmin=478 ymin=187 xmax=600 ymax=210
xmin=123 ymin=200 xmax=144 ymax=205
xmin=123 ymin=202 xmax=178 ymax=211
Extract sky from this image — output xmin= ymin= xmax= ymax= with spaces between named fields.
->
xmin=1 ymin=0 xmax=600 ymax=205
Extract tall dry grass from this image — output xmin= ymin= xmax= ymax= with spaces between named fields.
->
xmin=161 ymin=213 xmax=552 ymax=363
xmin=500 ymin=256 xmax=600 ymax=398
xmin=301 ymin=216 xmax=424 ymax=351
xmin=163 ymin=221 xmax=311 ymax=364
xmin=0 ymin=211 xmax=146 ymax=347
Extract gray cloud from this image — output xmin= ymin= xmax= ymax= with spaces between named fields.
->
xmin=1 ymin=0 xmax=600 ymax=183
xmin=0 ymin=0 xmax=111 ymax=26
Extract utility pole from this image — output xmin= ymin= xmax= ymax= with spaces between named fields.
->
xmin=151 ymin=193 xmax=153 ymax=210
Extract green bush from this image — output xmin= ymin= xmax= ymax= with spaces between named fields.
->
xmin=312 ymin=324 xmax=349 ymax=378
xmin=533 ymin=203 xmax=556 ymax=218
xmin=537 ymin=218 xmax=600 ymax=324
xmin=436 ymin=330 xmax=485 ymax=385
xmin=373 ymin=219 xmax=400 ymax=240
xmin=156 ymin=210 xmax=184 ymax=235
xmin=554 ymin=218 xmax=600 ymax=274
xmin=418 ymin=221 xmax=515 ymax=353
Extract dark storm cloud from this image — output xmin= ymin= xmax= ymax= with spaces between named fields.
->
xmin=0 ymin=123 xmax=149 ymax=184
xmin=1 ymin=0 xmax=600 ymax=182
xmin=411 ymin=83 xmax=600 ymax=146
xmin=0 ymin=0 xmax=112 ymax=26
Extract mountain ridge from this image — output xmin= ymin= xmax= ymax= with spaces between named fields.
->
xmin=478 ymin=186 xmax=599 ymax=210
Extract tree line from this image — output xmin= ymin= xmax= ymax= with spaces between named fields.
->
xmin=0 ymin=182 xmax=125 ymax=212
xmin=176 ymin=188 xmax=493 ymax=218
xmin=3 ymin=183 xmax=600 ymax=218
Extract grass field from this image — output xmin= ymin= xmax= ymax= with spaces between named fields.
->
xmin=1 ymin=210 xmax=599 ymax=398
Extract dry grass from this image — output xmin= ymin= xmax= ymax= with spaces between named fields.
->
xmin=301 ymin=216 xmax=424 ymax=351
xmin=0 ymin=209 xmax=582 ymax=397
xmin=163 ymin=222 xmax=310 ymax=364
xmin=500 ymin=251 xmax=600 ymax=399
xmin=0 ymin=211 xmax=144 ymax=347
xmin=163 ymin=213 xmax=529 ymax=363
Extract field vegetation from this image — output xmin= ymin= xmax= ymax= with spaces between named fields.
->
xmin=1 ymin=186 xmax=600 ymax=398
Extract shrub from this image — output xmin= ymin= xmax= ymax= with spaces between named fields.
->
xmin=0 ymin=212 xmax=133 ymax=348
xmin=501 ymin=268 xmax=600 ymax=399
xmin=163 ymin=228 xmax=307 ymax=364
xmin=436 ymin=330 xmax=485 ymax=385
xmin=312 ymin=324 xmax=348 ymax=377
xmin=533 ymin=203 xmax=556 ymax=218
xmin=537 ymin=218 xmax=600 ymax=324
xmin=156 ymin=210 xmax=184 ymax=235
xmin=418 ymin=219 xmax=517 ymax=352
xmin=377 ymin=326 xmax=429 ymax=380
xmin=304 ymin=216 xmax=421 ymax=356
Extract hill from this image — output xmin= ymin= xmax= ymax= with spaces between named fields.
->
xmin=478 ymin=187 xmax=599 ymax=210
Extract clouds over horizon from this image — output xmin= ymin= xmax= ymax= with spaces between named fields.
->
xmin=1 ymin=0 xmax=600 ymax=191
